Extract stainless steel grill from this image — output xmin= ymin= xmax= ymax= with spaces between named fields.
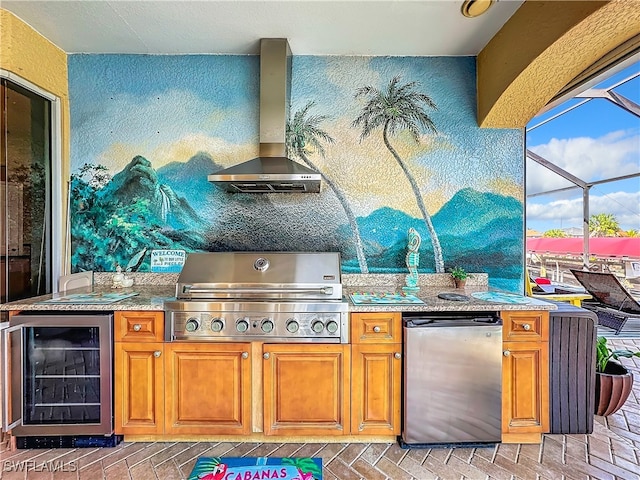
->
xmin=164 ymin=252 xmax=348 ymax=343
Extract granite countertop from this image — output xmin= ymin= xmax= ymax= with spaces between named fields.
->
xmin=0 ymin=272 xmax=556 ymax=312
xmin=344 ymin=285 xmax=556 ymax=312
xmin=342 ymin=272 xmax=556 ymax=312
xmin=0 ymin=285 xmax=176 ymax=311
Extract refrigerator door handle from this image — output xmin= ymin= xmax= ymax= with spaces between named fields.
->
xmin=0 ymin=323 xmax=6 ymax=432
xmin=2 ymin=324 xmax=24 ymax=432
xmin=406 ymin=318 xmax=434 ymax=327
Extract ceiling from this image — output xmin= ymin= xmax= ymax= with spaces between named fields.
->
xmin=1 ymin=0 xmax=525 ymax=56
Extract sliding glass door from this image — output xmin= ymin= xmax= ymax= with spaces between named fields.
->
xmin=1 ymin=78 xmax=52 ymax=304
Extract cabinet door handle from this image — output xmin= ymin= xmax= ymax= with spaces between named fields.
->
xmin=394 ymin=352 xmax=401 ymax=360
xmin=153 ymin=351 xmax=161 ymax=358
xmin=503 ymin=350 xmax=510 ymax=357
xmin=242 ymin=352 xmax=249 ymax=359
xmin=133 ymin=324 xmax=142 ymax=331
xmin=373 ymin=326 xmax=381 ymax=333
xmin=263 ymin=352 xmax=270 ymax=359
xmin=522 ymin=323 xmax=531 ymax=331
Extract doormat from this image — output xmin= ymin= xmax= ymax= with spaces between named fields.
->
xmin=188 ymin=457 xmax=322 ymax=480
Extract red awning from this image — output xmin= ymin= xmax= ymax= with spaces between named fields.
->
xmin=526 ymin=237 xmax=640 ymax=259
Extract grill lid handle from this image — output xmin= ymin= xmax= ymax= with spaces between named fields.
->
xmin=181 ymin=286 xmax=334 ymax=295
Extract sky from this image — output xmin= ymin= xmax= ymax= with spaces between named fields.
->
xmin=525 ymin=60 xmax=640 ymax=234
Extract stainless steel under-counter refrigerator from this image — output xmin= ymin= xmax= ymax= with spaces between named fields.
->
xmin=2 ymin=312 xmax=119 ymax=448
xmin=401 ymin=313 xmax=502 ymax=447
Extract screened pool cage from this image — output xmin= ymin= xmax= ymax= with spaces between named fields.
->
xmin=525 ymin=59 xmax=640 ymax=281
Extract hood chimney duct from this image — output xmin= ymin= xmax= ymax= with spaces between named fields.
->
xmin=259 ymin=38 xmax=290 ymax=157
xmin=207 ymin=38 xmax=322 ymax=193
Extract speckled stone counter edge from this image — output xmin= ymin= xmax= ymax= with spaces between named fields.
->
xmin=93 ymin=272 xmax=179 ymax=286
xmin=342 ymin=273 xmax=488 ymax=287
xmin=91 ymin=272 xmax=484 ymax=287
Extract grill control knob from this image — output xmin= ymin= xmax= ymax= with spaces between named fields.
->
xmin=210 ymin=318 xmax=224 ymax=332
xmin=185 ymin=318 xmax=200 ymax=332
xmin=286 ymin=320 xmax=299 ymax=333
xmin=254 ymin=257 xmax=270 ymax=272
xmin=326 ymin=320 xmax=339 ymax=334
xmin=261 ymin=319 xmax=274 ymax=333
xmin=311 ymin=320 xmax=324 ymax=333
xmin=236 ymin=319 xmax=249 ymax=332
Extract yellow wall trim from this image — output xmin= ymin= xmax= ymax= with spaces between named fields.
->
xmin=477 ymin=0 xmax=640 ymax=128
xmin=1 ymin=9 xmax=68 ymax=96
xmin=1 ymin=8 xmax=70 ymax=271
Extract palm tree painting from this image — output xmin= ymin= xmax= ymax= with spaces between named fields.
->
xmin=68 ymin=54 xmax=525 ymax=288
xmin=287 ymin=101 xmax=369 ymax=273
xmin=352 ymin=75 xmax=445 ymax=273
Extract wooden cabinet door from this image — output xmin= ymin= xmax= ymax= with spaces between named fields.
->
xmin=114 ymin=342 xmax=164 ymax=435
xmin=164 ymin=343 xmax=251 ymax=435
xmin=502 ymin=340 xmax=549 ymax=441
xmin=351 ymin=344 xmax=401 ymax=435
xmin=263 ymin=344 xmax=350 ymax=436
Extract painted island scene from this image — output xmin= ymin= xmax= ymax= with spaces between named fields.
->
xmin=68 ymin=54 xmax=524 ymax=291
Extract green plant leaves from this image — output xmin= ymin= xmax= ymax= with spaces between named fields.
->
xmin=449 ymin=266 xmax=468 ymax=280
xmin=596 ymin=336 xmax=640 ymax=373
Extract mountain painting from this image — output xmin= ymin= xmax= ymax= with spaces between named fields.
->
xmin=68 ymin=54 xmax=524 ymax=292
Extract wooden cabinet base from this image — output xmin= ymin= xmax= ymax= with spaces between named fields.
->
xmin=120 ymin=433 xmax=399 ymax=443
xmin=501 ymin=311 xmax=550 ymax=442
xmin=350 ymin=312 xmax=402 ymax=436
xmin=112 ymin=309 xmax=552 ymax=444
xmin=502 ymin=432 xmax=543 ymax=444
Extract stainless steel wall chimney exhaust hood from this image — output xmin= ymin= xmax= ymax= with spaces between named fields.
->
xmin=208 ymin=39 xmax=322 ymax=193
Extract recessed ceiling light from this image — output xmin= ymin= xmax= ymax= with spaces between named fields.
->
xmin=461 ymin=0 xmax=495 ymax=18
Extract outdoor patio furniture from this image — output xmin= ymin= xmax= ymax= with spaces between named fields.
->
xmin=526 ymin=270 xmax=593 ymax=306
xmin=571 ymin=270 xmax=640 ymax=335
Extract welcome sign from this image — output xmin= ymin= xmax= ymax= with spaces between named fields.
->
xmin=188 ymin=457 xmax=322 ymax=480
xmin=150 ymin=249 xmax=186 ymax=273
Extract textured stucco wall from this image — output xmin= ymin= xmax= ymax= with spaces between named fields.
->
xmin=478 ymin=0 xmax=640 ymax=127
xmin=0 ymin=10 xmax=68 ymax=97
xmin=66 ymin=54 xmax=525 ymax=290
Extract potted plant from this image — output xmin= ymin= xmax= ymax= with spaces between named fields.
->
xmin=594 ymin=336 xmax=640 ymax=416
xmin=450 ymin=266 xmax=469 ymax=288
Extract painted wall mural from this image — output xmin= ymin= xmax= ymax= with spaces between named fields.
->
xmin=68 ymin=54 xmax=524 ymax=291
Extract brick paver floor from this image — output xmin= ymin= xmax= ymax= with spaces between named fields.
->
xmin=2 ymin=338 xmax=638 ymax=479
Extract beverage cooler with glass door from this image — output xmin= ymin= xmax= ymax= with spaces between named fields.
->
xmin=1 ymin=312 xmax=121 ymax=448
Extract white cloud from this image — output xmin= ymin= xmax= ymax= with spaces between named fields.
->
xmin=526 ymin=130 xmax=640 ymax=194
xmin=527 ymin=190 xmax=640 ymax=232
